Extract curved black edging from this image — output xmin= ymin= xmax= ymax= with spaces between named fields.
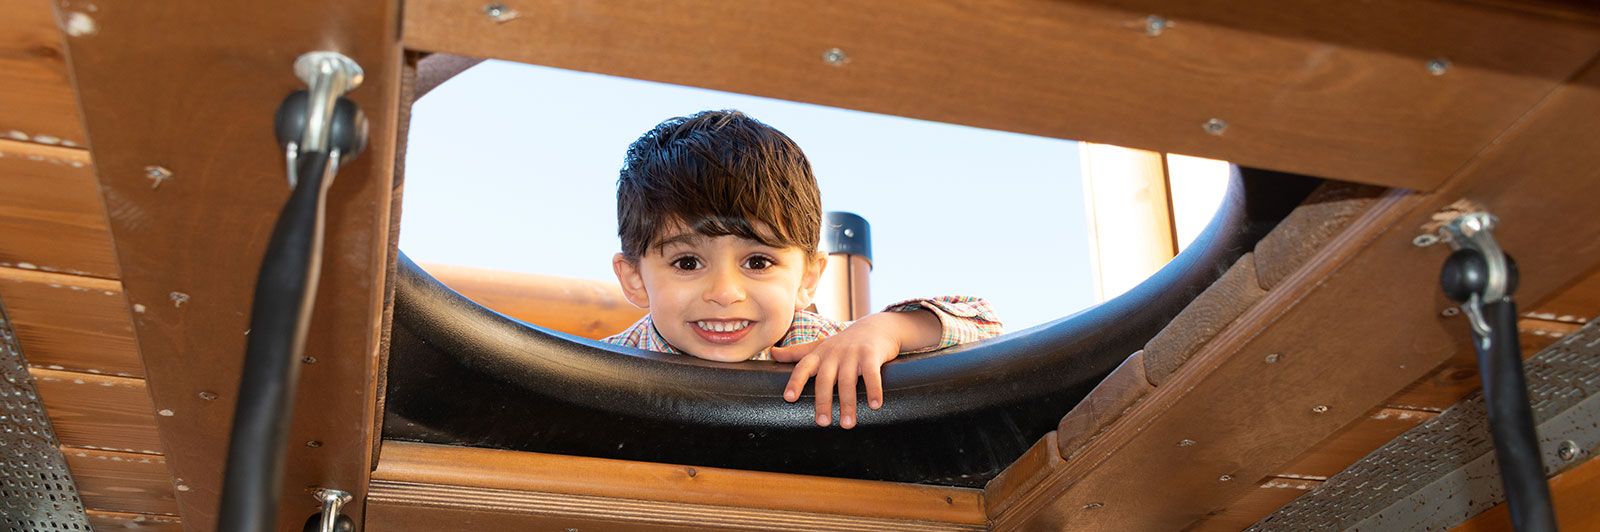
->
xmin=383 ymin=166 xmax=1319 ymax=486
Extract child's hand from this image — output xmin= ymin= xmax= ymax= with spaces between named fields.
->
xmin=769 ymin=310 xmax=940 ymax=429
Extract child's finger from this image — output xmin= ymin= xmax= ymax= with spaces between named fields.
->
xmin=813 ymin=360 xmax=839 ymax=426
xmin=769 ymin=341 xmax=818 ymax=363
xmin=863 ymin=363 xmax=884 ymax=410
xmin=783 ymin=355 xmax=819 ymax=402
xmin=837 ymin=360 xmax=859 ymax=429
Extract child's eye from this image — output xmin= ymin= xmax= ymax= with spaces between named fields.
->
xmin=671 ymin=257 xmax=701 ymax=271
xmin=744 ymin=256 xmax=774 ymax=270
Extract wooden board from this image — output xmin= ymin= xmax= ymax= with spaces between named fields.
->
xmin=0 ymin=139 xmax=116 ymax=278
xmin=994 ymin=55 xmax=1600 ymax=530
xmin=56 ymin=1 xmax=405 ymax=528
xmin=0 ymin=267 xmax=139 ymax=376
xmin=420 ymin=262 xmax=642 ymax=340
xmin=0 ymin=0 xmax=86 ymax=148
xmin=1385 ymin=318 xmax=1580 ymax=412
xmin=64 ymin=446 xmax=179 ymax=516
xmin=983 ymin=432 xmax=1062 ymax=518
xmin=1187 ymin=477 xmax=1321 ymax=532
xmin=85 ymin=511 xmax=185 ymax=532
xmin=1526 ymin=268 xmax=1600 ymax=323
xmin=1276 ymin=408 xmax=1438 ymax=480
xmin=30 ymin=367 xmax=162 ymax=455
xmin=404 ymin=0 xmax=1600 ymax=190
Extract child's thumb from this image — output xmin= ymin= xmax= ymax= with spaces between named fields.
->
xmin=768 ymin=341 xmax=819 ymax=362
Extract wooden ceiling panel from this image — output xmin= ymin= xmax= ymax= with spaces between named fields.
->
xmin=0 ymin=140 xmax=116 ymax=278
xmin=0 ymin=267 xmax=140 ymax=377
xmin=65 ymin=447 xmax=180 ymax=516
xmin=85 ymin=511 xmax=184 ymax=532
xmin=0 ymin=0 xmax=87 ymax=147
xmin=404 ymin=0 xmax=1600 ymax=190
xmin=31 ymin=368 xmax=163 ymax=455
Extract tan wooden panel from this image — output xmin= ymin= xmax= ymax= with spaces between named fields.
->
xmin=59 ymin=1 xmax=405 ymax=528
xmin=421 ymin=262 xmax=643 ymax=340
xmin=405 ymin=0 xmax=1600 ymax=190
xmin=1186 ymin=477 xmax=1321 ymax=532
xmin=0 ymin=139 xmax=117 ymax=278
xmin=993 ymin=57 xmax=1600 ymax=530
xmin=0 ymin=267 xmax=140 ymax=377
xmin=1527 ymin=268 xmax=1600 ymax=324
xmin=31 ymin=367 xmax=162 ymax=455
xmin=1276 ymin=408 xmax=1438 ymax=480
xmin=86 ymin=511 xmax=185 ymax=532
xmin=1449 ymin=450 xmax=1600 ymax=532
xmin=64 ymin=447 xmax=178 ymax=516
xmin=0 ymin=0 xmax=86 ymax=147
xmin=373 ymin=441 xmax=986 ymax=526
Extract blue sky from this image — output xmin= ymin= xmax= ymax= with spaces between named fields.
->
xmin=400 ymin=60 xmax=1105 ymax=331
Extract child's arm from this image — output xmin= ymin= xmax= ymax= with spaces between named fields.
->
xmin=769 ymin=309 xmax=942 ymax=429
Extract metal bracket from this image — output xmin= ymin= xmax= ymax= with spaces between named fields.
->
xmin=312 ymin=488 xmax=352 ymax=532
xmin=1439 ymin=212 xmax=1508 ymax=350
xmin=285 ymin=52 xmax=363 ymax=189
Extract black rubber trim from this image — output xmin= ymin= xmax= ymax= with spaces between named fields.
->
xmin=383 ymin=166 xmax=1319 ymax=486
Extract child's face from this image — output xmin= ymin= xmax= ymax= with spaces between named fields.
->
xmin=612 ymin=224 xmax=825 ymax=362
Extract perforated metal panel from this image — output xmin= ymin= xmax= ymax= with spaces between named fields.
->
xmin=0 ymin=299 xmax=92 ymax=532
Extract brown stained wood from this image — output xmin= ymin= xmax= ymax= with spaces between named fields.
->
xmin=0 ymin=0 xmax=86 ymax=147
xmin=983 ymin=431 xmax=1063 ymax=518
xmin=994 ymin=57 xmax=1600 ymax=531
xmin=1526 ymin=268 xmax=1600 ymax=323
xmin=373 ymin=441 xmax=986 ymax=526
xmin=86 ymin=511 xmax=185 ymax=532
xmin=58 ymin=1 xmax=404 ymax=529
xmin=64 ymin=447 xmax=178 ymax=516
xmin=1186 ymin=477 xmax=1321 ymax=532
xmin=1448 ymin=450 xmax=1600 ymax=532
xmin=0 ymin=267 xmax=139 ymax=376
xmin=30 ymin=368 xmax=162 ymax=455
xmin=0 ymin=139 xmax=116 ymax=278
xmin=420 ymin=262 xmax=643 ymax=340
xmin=406 ymin=0 xmax=1600 ymax=189
xmin=1057 ymin=351 xmax=1153 ymax=458
xmin=1276 ymin=407 xmax=1438 ymax=480
xmin=1386 ymin=318 xmax=1579 ymax=412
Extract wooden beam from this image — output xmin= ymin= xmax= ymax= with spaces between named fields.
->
xmin=1526 ymin=267 xmax=1600 ymax=323
xmin=404 ymin=0 xmax=1600 ymax=189
xmin=31 ymin=367 xmax=162 ymax=455
xmin=56 ymin=1 xmax=404 ymax=528
xmin=994 ymin=53 xmax=1600 ymax=530
xmin=1275 ymin=407 xmax=1438 ymax=480
xmin=86 ymin=511 xmax=184 ymax=532
xmin=64 ymin=446 xmax=179 ymax=516
xmin=0 ymin=0 xmax=86 ymax=147
xmin=0 ymin=139 xmax=116 ymax=278
xmin=0 ymin=267 xmax=139 ymax=376
xmin=420 ymin=262 xmax=642 ymax=340
xmin=1081 ymin=143 xmax=1177 ymax=302
xmin=1187 ymin=477 xmax=1321 ymax=532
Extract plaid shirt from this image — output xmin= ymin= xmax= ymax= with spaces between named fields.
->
xmin=602 ymin=296 xmax=1003 ymax=361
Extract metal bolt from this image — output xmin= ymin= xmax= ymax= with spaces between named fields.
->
xmin=302 ymin=356 xmax=317 ymax=364
xmin=1264 ymin=353 xmax=1281 ymax=364
xmin=1083 ymin=502 xmax=1104 ymax=510
xmin=1426 ymin=58 xmax=1451 ymax=76
xmin=168 ymin=291 xmax=189 ymax=308
xmin=843 ymin=228 xmax=855 ymax=238
xmin=197 ymin=391 xmax=218 ymax=401
xmin=1413 ymin=234 xmax=1439 ymax=247
xmin=1441 ymin=307 xmax=1460 ymax=317
xmin=144 ymin=166 xmax=173 ymax=189
xmin=1219 ymin=474 xmax=1233 ymax=482
xmin=1558 ymin=440 xmax=1579 ymax=461
xmin=1203 ymin=118 xmax=1228 ymax=136
xmin=823 ymin=48 xmax=849 ymax=66
xmin=1145 ymin=15 xmax=1170 ymax=36
xmin=1178 ymin=439 xmax=1196 ymax=447
xmin=482 ymin=3 xmax=515 ymax=21
xmin=1312 ymin=405 xmax=1329 ymax=414
xmin=305 ymin=440 xmax=322 ymax=448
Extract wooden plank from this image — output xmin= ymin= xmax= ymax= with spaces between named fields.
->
xmin=420 ymin=262 xmax=643 ymax=340
xmin=372 ymin=441 xmax=986 ymax=526
xmin=1386 ymin=318 xmax=1580 ymax=412
xmin=1081 ymin=143 xmax=1176 ymax=302
xmin=993 ymin=55 xmax=1600 ymax=531
xmin=404 ymin=0 xmax=1600 ymax=189
xmin=64 ymin=447 xmax=178 ymax=516
xmin=86 ymin=511 xmax=185 ymax=532
xmin=0 ymin=0 xmax=86 ymax=147
xmin=1276 ymin=407 xmax=1438 ymax=480
xmin=1187 ymin=477 xmax=1321 ymax=532
xmin=983 ymin=432 xmax=1063 ymax=518
xmin=0 ymin=267 xmax=140 ymax=377
xmin=1526 ymin=268 xmax=1600 ymax=324
xmin=1448 ymin=450 xmax=1600 ymax=532
xmin=57 ymin=1 xmax=405 ymax=528
xmin=30 ymin=367 xmax=162 ymax=455
xmin=0 ymin=139 xmax=117 ymax=278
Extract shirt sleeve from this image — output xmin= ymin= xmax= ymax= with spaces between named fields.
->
xmin=882 ymin=296 xmax=1004 ymax=353
xmin=602 ymin=315 xmax=653 ymax=348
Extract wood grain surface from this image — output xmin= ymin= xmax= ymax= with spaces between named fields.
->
xmin=31 ymin=367 xmax=162 ymax=455
xmin=64 ymin=446 xmax=179 ymax=516
xmin=0 ymin=267 xmax=139 ymax=376
xmin=0 ymin=139 xmax=116 ymax=278
xmin=86 ymin=510 xmax=185 ymax=532
xmin=420 ymin=261 xmax=642 ymax=340
xmin=0 ymin=0 xmax=86 ymax=147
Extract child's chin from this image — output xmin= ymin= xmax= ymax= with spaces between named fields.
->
xmin=685 ymin=349 xmax=757 ymax=363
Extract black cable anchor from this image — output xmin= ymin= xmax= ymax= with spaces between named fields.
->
xmin=1437 ymin=212 xmax=1557 ymax=532
xmin=217 ymin=51 xmax=368 ymax=532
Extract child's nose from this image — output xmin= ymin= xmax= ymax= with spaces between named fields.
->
xmin=703 ymin=268 xmax=746 ymax=306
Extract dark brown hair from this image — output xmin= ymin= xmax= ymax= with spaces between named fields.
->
xmin=616 ymin=110 xmax=822 ymax=261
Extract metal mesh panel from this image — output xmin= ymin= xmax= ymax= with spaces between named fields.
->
xmin=0 ymin=299 xmax=92 ymax=531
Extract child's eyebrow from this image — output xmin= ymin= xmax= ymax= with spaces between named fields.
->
xmin=651 ymin=232 xmax=704 ymax=251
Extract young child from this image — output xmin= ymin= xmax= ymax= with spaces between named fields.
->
xmin=603 ymin=110 xmax=1002 ymax=429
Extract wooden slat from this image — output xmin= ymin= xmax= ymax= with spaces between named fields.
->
xmin=1275 ymin=407 xmax=1438 ymax=480
xmin=372 ymin=441 xmax=986 ymax=526
xmin=1448 ymin=449 xmax=1600 ymax=532
xmin=1526 ymin=268 xmax=1600 ymax=324
xmin=994 ymin=54 xmax=1600 ymax=531
xmin=0 ymin=139 xmax=116 ymax=278
xmin=983 ymin=431 xmax=1063 ymax=518
xmin=421 ymin=262 xmax=642 ymax=340
xmin=1081 ymin=143 xmax=1176 ymax=302
xmin=86 ymin=511 xmax=185 ymax=532
xmin=0 ymin=0 xmax=86 ymax=147
xmin=64 ymin=447 xmax=178 ymax=516
xmin=0 ymin=267 xmax=140 ymax=376
xmin=30 ymin=367 xmax=162 ymax=455
xmin=1187 ymin=477 xmax=1321 ymax=532
xmin=1386 ymin=318 xmax=1580 ymax=412
xmin=404 ymin=0 xmax=1600 ymax=190
xmin=58 ymin=1 xmax=404 ymax=528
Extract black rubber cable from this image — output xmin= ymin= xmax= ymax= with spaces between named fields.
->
xmin=217 ymin=150 xmax=333 ymax=532
xmin=1477 ymin=299 xmax=1558 ymax=532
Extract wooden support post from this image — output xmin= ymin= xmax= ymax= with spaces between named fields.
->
xmin=1080 ymin=143 xmax=1178 ymax=302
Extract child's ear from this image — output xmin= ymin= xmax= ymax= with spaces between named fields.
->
xmin=612 ymin=253 xmax=651 ymax=309
xmin=794 ymin=252 xmax=827 ymax=311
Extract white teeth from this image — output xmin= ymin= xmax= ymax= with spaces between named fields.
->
xmin=696 ymin=320 xmax=750 ymax=332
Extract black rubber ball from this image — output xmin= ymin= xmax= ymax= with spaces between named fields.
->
xmin=302 ymin=512 xmax=355 ymax=532
xmin=1440 ymin=249 xmax=1519 ymax=303
xmin=274 ymin=89 xmax=369 ymax=164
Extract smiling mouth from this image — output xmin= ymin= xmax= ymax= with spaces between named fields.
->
xmin=694 ymin=320 xmax=751 ymax=332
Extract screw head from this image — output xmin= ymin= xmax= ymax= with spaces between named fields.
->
xmin=483 ymin=3 xmax=506 ymax=17
xmin=1426 ymin=58 xmax=1451 ymax=76
xmin=1218 ymin=474 xmax=1233 ymax=482
xmin=1264 ymin=353 xmax=1281 ymax=364
xmin=306 ymin=440 xmax=322 ymax=448
xmin=197 ymin=391 xmax=218 ymax=401
xmin=1083 ymin=502 xmax=1104 ymax=510
xmin=843 ymin=228 xmax=855 ymax=238
xmin=1178 ymin=439 xmax=1196 ymax=447
xmin=823 ymin=48 xmax=849 ymax=66
xmin=1145 ymin=15 xmax=1170 ymax=36
xmin=302 ymin=356 xmax=317 ymax=364
xmin=1558 ymin=440 xmax=1579 ymax=461
xmin=1203 ymin=118 xmax=1228 ymax=135
xmin=1441 ymin=307 xmax=1461 ymax=317
xmin=1312 ymin=405 xmax=1330 ymax=414
xmin=1413 ymin=234 xmax=1440 ymax=247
